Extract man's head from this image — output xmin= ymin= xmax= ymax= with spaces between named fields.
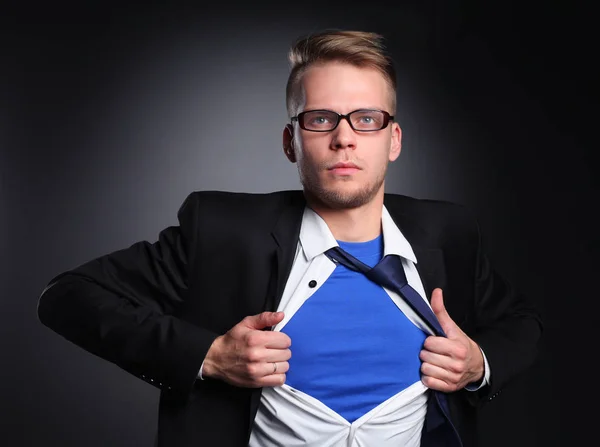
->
xmin=283 ymin=30 xmax=402 ymax=211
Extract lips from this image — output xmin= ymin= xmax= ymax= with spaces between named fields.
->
xmin=327 ymin=162 xmax=361 ymax=175
xmin=328 ymin=162 xmax=360 ymax=170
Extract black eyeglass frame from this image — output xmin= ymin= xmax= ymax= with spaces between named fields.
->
xmin=290 ymin=109 xmax=395 ymax=132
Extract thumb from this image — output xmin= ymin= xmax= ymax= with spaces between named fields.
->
xmin=430 ymin=288 xmax=459 ymax=337
xmin=245 ymin=311 xmax=285 ymax=330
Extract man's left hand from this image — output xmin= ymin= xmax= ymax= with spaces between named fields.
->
xmin=419 ymin=288 xmax=484 ymax=392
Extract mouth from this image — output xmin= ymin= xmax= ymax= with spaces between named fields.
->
xmin=327 ymin=162 xmax=360 ymax=175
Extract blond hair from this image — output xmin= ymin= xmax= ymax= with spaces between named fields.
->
xmin=286 ymin=29 xmax=397 ymax=117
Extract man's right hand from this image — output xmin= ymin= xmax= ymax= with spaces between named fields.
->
xmin=201 ymin=311 xmax=291 ymax=388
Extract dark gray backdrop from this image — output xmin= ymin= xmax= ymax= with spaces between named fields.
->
xmin=2 ymin=1 xmax=595 ymax=446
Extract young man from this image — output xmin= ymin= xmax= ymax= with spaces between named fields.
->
xmin=37 ymin=30 xmax=543 ymax=447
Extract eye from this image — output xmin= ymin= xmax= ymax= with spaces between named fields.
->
xmin=299 ymin=111 xmax=339 ymax=130
xmin=352 ymin=111 xmax=384 ymax=129
xmin=309 ymin=115 xmax=331 ymax=125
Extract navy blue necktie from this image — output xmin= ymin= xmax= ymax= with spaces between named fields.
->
xmin=324 ymin=246 xmax=445 ymax=337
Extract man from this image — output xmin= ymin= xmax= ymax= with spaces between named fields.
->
xmin=37 ymin=30 xmax=543 ymax=446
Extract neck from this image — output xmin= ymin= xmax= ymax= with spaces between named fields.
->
xmin=306 ymin=191 xmax=384 ymax=242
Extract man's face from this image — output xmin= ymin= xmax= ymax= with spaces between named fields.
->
xmin=283 ymin=61 xmax=401 ymax=210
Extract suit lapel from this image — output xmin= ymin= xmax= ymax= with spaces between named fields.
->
xmin=411 ymin=245 xmax=447 ymax=303
xmin=267 ymin=192 xmax=306 ymax=312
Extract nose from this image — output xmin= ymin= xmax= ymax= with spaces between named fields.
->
xmin=331 ymin=117 xmax=357 ymax=150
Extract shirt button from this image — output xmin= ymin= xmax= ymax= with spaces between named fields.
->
xmin=308 ymin=280 xmax=317 ymax=288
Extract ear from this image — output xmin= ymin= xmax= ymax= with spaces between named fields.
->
xmin=388 ymin=122 xmax=402 ymax=162
xmin=283 ymin=124 xmax=297 ymax=163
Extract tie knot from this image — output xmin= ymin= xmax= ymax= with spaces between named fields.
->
xmin=324 ymin=246 xmax=371 ymax=273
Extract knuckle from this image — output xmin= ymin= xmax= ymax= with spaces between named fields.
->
xmin=455 ymin=345 xmax=468 ymax=359
xmin=453 ymin=373 xmax=465 ymax=385
xmin=245 ymin=348 xmax=261 ymax=363
xmin=240 ymin=315 xmax=254 ymax=327
xmin=420 ymin=363 xmax=431 ymax=375
xmin=246 ymin=363 xmax=260 ymax=377
xmin=245 ymin=332 xmax=263 ymax=347
xmin=449 ymin=360 xmax=463 ymax=374
xmin=228 ymin=326 xmax=243 ymax=340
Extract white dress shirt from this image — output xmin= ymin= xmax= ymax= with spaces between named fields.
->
xmin=247 ymin=206 xmax=490 ymax=447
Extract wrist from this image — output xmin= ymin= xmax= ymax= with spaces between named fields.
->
xmin=470 ymin=341 xmax=485 ymax=383
xmin=202 ymin=336 xmax=223 ymax=379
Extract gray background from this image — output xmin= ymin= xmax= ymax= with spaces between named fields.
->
xmin=2 ymin=1 xmax=595 ymax=446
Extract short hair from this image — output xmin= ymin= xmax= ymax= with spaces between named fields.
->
xmin=285 ymin=29 xmax=397 ymax=118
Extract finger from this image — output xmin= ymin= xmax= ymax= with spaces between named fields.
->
xmin=244 ymin=330 xmax=290 ymax=350
xmin=422 ymin=335 xmax=452 ymax=356
xmin=430 ymin=288 xmax=448 ymax=321
xmin=421 ymin=344 xmax=466 ymax=373
xmin=420 ymin=361 xmax=460 ymax=385
xmin=263 ymin=348 xmax=292 ymax=363
xmin=259 ymin=373 xmax=287 ymax=388
xmin=421 ymin=374 xmax=453 ymax=393
xmin=419 ymin=348 xmax=451 ymax=367
xmin=430 ymin=289 xmax=459 ymax=337
xmin=244 ymin=311 xmax=285 ymax=330
xmin=264 ymin=332 xmax=292 ymax=349
xmin=264 ymin=361 xmax=290 ymax=377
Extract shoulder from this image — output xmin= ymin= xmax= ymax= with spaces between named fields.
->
xmin=385 ymin=193 xmax=476 ymax=222
xmin=181 ymin=189 xmax=302 ymax=209
xmin=384 ymin=193 xmax=480 ymax=243
xmin=176 ymin=189 xmax=305 ymax=227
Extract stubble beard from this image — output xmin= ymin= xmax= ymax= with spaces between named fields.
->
xmin=299 ymin=165 xmax=388 ymax=210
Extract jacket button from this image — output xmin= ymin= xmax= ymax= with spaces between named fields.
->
xmin=308 ymin=280 xmax=317 ymax=288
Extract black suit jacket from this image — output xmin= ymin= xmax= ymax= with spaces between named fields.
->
xmin=37 ymin=190 xmax=543 ymax=447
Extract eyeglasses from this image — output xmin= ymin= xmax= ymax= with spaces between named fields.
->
xmin=291 ymin=109 xmax=394 ymax=132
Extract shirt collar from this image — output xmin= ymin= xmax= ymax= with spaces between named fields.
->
xmin=299 ymin=205 xmax=418 ymax=264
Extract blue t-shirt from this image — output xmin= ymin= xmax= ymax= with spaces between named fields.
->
xmin=282 ymin=235 xmax=427 ymax=422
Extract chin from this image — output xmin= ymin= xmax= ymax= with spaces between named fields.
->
xmin=309 ymin=185 xmax=379 ymax=210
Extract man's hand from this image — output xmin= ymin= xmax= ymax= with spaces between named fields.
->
xmin=420 ymin=288 xmax=484 ymax=392
xmin=202 ymin=311 xmax=291 ymax=388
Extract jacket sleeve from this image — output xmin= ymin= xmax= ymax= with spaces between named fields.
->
xmin=36 ymin=192 xmax=218 ymax=401
xmin=467 ymin=217 xmax=544 ymax=406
